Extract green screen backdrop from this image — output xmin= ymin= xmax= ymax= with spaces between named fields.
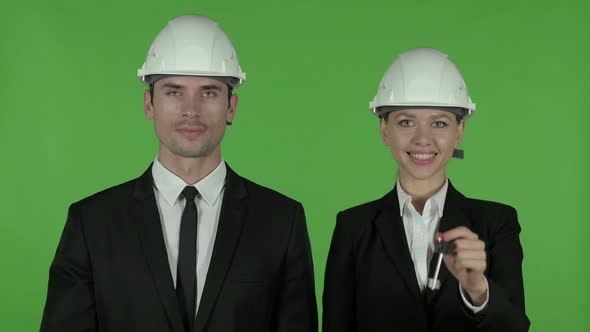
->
xmin=1 ymin=0 xmax=588 ymax=330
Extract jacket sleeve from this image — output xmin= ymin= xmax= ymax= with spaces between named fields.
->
xmin=274 ymin=202 xmax=318 ymax=332
xmin=322 ymin=212 xmax=356 ymax=332
xmin=40 ymin=204 xmax=98 ymax=332
xmin=478 ymin=206 xmax=530 ymax=331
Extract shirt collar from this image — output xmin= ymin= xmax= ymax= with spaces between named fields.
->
xmin=396 ymin=178 xmax=448 ymax=219
xmin=152 ymin=158 xmax=227 ymax=207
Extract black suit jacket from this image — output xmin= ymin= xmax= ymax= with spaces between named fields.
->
xmin=41 ymin=164 xmax=318 ymax=332
xmin=323 ymin=181 xmax=530 ymax=332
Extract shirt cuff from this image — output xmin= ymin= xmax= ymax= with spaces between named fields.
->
xmin=459 ymin=276 xmax=489 ymax=313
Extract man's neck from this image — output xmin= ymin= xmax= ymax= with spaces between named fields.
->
xmin=157 ymin=152 xmax=222 ymax=185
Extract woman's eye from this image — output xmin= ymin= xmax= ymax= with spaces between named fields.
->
xmin=399 ymin=120 xmax=414 ymax=127
xmin=433 ymin=121 xmax=447 ymax=128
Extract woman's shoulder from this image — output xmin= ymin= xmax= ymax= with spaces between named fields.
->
xmin=448 ymin=181 xmax=517 ymax=216
xmin=334 ymin=191 xmax=394 ymax=233
xmin=463 ymin=196 xmax=516 ymax=213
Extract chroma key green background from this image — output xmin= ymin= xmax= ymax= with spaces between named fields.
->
xmin=1 ymin=0 xmax=588 ymax=330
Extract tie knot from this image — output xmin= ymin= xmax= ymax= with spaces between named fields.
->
xmin=182 ymin=186 xmax=199 ymax=201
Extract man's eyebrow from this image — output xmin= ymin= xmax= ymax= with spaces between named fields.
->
xmin=200 ymin=84 xmax=223 ymax=91
xmin=161 ymin=82 xmax=184 ymax=89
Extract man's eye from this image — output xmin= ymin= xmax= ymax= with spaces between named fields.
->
xmin=399 ymin=120 xmax=414 ymax=127
xmin=166 ymin=90 xmax=181 ymax=96
xmin=432 ymin=121 xmax=447 ymax=128
xmin=204 ymin=91 xmax=218 ymax=97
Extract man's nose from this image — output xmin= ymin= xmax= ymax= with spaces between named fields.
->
xmin=182 ymin=96 xmax=201 ymax=118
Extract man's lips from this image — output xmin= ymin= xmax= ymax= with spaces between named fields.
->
xmin=176 ymin=127 xmax=205 ymax=138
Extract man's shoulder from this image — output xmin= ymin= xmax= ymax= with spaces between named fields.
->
xmin=71 ymin=176 xmax=141 ymax=211
xmin=239 ymin=176 xmax=301 ymax=209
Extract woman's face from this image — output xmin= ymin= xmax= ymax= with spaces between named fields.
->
xmin=380 ymin=108 xmax=464 ymax=185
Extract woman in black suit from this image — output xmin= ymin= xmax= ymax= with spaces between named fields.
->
xmin=323 ymin=48 xmax=529 ymax=332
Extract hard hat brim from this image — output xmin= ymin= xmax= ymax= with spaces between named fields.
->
xmin=140 ymin=74 xmax=243 ymax=89
xmin=138 ymin=69 xmax=246 ymax=88
xmin=371 ymin=103 xmax=475 ymax=119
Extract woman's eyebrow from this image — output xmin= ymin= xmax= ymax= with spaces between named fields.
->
xmin=394 ymin=112 xmax=416 ymax=118
xmin=431 ymin=114 xmax=452 ymax=120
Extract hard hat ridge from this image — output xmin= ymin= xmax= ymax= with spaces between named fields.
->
xmin=370 ymin=47 xmax=475 ymax=119
xmin=138 ymin=14 xmax=246 ymax=88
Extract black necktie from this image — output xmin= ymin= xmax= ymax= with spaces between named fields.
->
xmin=177 ymin=186 xmax=199 ymax=332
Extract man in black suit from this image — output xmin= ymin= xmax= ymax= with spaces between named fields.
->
xmin=40 ymin=15 xmax=317 ymax=332
xmin=322 ymin=48 xmax=530 ymax=331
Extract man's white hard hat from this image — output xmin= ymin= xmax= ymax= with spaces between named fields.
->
xmin=138 ymin=15 xmax=246 ymax=88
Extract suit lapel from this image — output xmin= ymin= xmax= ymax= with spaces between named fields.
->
xmin=194 ymin=164 xmax=248 ymax=331
xmin=429 ymin=181 xmax=472 ymax=291
xmin=374 ymin=189 xmax=422 ymax=300
xmin=132 ymin=165 xmax=185 ymax=332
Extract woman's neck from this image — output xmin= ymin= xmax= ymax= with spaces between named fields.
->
xmin=398 ymin=173 xmax=446 ymax=215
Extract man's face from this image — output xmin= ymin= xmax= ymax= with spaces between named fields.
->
xmin=144 ymin=76 xmax=238 ymax=160
xmin=380 ymin=108 xmax=464 ymax=183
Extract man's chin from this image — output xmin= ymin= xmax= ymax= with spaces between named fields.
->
xmin=169 ymin=145 xmax=212 ymax=159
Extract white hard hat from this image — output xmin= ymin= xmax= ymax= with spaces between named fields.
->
xmin=370 ymin=48 xmax=475 ymax=118
xmin=138 ymin=15 xmax=246 ymax=88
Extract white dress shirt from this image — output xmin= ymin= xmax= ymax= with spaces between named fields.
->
xmin=152 ymin=158 xmax=226 ymax=314
xmin=396 ymin=179 xmax=488 ymax=312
